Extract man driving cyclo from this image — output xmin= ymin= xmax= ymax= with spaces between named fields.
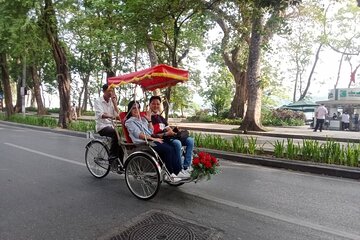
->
xmin=94 ymin=84 xmax=194 ymax=182
xmin=87 ymin=65 xmax=221 ymax=199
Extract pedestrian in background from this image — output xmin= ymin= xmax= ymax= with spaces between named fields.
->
xmin=71 ymin=103 xmax=77 ymax=121
xmin=313 ymin=103 xmax=328 ymax=132
xmin=341 ymin=112 xmax=350 ymax=131
xmin=354 ymin=113 xmax=359 ymax=131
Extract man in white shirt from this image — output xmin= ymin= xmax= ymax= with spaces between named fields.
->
xmin=94 ymin=84 xmax=122 ymax=160
xmin=313 ymin=103 xmax=328 ymax=132
xmin=341 ymin=112 xmax=350 ymax=131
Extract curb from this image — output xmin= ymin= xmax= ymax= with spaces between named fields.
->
xmin=0 ymin=120 xmax=87 ymax=138
xmin=1 ymin=120 xmax=360 ymax=180
xmin=199 ymin=148 xmax=360 ymax=180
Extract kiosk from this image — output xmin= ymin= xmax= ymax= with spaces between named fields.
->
xmin=316 ymin=88 xmax=360 ymax=131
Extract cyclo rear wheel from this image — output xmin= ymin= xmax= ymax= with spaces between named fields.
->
xmin=85 ymin=140 xmax=111 ymax=178
xmin=125 ymin=152 xmax=160 ymax=200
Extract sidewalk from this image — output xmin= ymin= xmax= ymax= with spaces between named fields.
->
xmin=67 ymin=113 xmax=359 ymax=142
xmin=172 ymin=122 xmax=360 ymax=143
xmin=68 ymin=113 xmax=359 ymax=142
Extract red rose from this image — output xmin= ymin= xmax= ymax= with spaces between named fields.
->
xmin=204 ymin=161 xmax=212 ymax=169
xmin=192 ymin=157 xmax=200 ymax=166
xmin=198 ymin=152 xmax=206 ymax=159
xmin=211 ymin=157 xmax=217 ymax=164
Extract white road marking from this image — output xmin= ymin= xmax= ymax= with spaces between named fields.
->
xmin=3 ymin=142 xmax=360 ymax=239
xmin=185 ymin=189 xmax=360 ymax=240
xmin=4 ymin=142 xmax=85 ymax=167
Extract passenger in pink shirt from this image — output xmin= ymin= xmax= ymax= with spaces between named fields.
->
xmin=313 ymin=104 xmax=328 ymax=132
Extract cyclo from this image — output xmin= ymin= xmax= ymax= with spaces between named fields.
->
xmin=85 ymin=64 xmax=195 ymax=200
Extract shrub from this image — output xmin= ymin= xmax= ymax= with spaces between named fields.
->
xmin=7 ymin=114 xmax=57 ymax=128
xmin=47 ymin=108 xmax=60 ymax=113
xmin=25 ymin=107 xmax=38 ymax=112
xmin=262 ymin=109 xmax=305 ymax=126
xmin=68 ymin=120 xmax=96 ymax=132
xmin=81 ymin=111 xmax=95 ymax=116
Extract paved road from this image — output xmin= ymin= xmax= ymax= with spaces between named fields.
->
xmin=1 ymin=123 xmax=360 ymax=240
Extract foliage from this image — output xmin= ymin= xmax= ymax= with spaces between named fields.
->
xmin=187 ymin=109 xmax=242 ymax=125
xmin=170 ymin=85 xmax=193 ymax=117
xmin=6 ymin=114 xmax=57 ymax=128
xmin=192 ymin=131 xmax=359 ymax=167
xmin=47 ymin=108 xmax=60 ymax=114
xmin=81 ymin=111 xmax=95 ymax=116
xmin=68 ymin=121 xmax=95 ymax=132
xmin=200 ymin=68 xmax=234 ymax=117
xmin=262 ymin=108 xmax=305 ymax=126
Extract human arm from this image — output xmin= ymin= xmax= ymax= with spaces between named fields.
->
xmin=110 ymin=91 xmax=120 ymax=119
xmin=125 ymin=118 xmax=162 ymax=143
xmin=144 ymin=110 xmax=154 ymax=130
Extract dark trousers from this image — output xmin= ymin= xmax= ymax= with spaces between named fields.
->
xmin=342 ymin=122 xmax=349 ymax=130
xmin=153 ymin=141 xmax=181 ymax=175
xmin=314 ymin=119 xmax=324 ymax=131
xmin=98 ymin=126 xmax=123 ymax=159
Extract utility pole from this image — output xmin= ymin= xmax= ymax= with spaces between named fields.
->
xmin=22 ymin=56 xmax=26 ymax=116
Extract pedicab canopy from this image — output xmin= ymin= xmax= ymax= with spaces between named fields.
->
xmin=107 ymin=64 xmax=189 ymax=91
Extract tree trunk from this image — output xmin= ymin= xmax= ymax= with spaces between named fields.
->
xmin=80 ymin=74 xmax=90 ymax=112
xmin=146 ymin=38 xmax=163 ymax=110
xmin=0 ymin=52 xmax=14 ymax=116
xmin=240 ymin=14 xmax=265 ymax=132
xmin=30 ymin=91 xmax=36 ymax=108
xmin=43 ymin=0 xmax=71 ymax=128
xmin=214 ymin=15 xmax=248 ymax=119
xmin=101 ymin=51 xmax=115 ymax=78
xmin=147 ymin=37 xmax=158 ymax=67
xmin=88 ymin=95 xmax=93 ymax=111
xmin=30 ymin=65 xmax=47 ymax=115
xmin=298 ymin=43 xmax=323 ymax=101
xmin=15 ymin=77 xmax=22 ymax=113
xmin=229 ymin=72 xmax=247 ymax=118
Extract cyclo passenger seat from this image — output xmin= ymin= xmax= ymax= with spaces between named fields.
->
xmin=119 ymin=111 xmax=147 ymax=143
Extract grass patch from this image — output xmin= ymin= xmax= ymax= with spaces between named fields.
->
xmin=5 ymin=114 xmax=58 ymax=128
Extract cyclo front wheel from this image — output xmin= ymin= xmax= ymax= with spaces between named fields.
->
xmin=85 ymin=140 xmax=111 ymax=178
xmin=125 ymin=152 xmax=161 ymax=200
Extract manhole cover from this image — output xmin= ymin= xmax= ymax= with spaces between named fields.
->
xmin=129 ymin=222 xmax=194 ymax=239
xmin=102 ymin=210 xmax=221 ymax=240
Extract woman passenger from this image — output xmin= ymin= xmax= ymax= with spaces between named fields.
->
xmin=125 ymin=100 xmax=184 ymax=179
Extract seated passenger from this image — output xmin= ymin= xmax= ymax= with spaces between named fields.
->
xmin=149 ymin=96 xmax=194 ymax=176
xmin=125 ymin=100 xmax=186 ymax=180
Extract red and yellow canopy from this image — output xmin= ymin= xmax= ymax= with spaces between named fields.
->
xmin=107 ymin=64 xmax=189 ymax=91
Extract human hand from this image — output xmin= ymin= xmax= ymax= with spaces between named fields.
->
xmin=145 ymin=109 xmax=152 ymax=121
xmin=152 ymin=137 xmax=163 ymax=143
xmin=167 ymin=128 xmax=176 ymax=136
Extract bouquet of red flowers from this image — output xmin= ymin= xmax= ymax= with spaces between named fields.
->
xmin=191 ymin=152 xmax=220 ymax=181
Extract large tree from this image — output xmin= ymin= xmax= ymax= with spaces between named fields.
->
xmin=42 ymin=0 xmax=72 ymax=128
xmin=124 ymin=0 xmax=210 ymax=119
xmin=241 ymin=0 xmax=301 ymax=132
xmin=202 ymin=0 xmax=252 ymax=119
